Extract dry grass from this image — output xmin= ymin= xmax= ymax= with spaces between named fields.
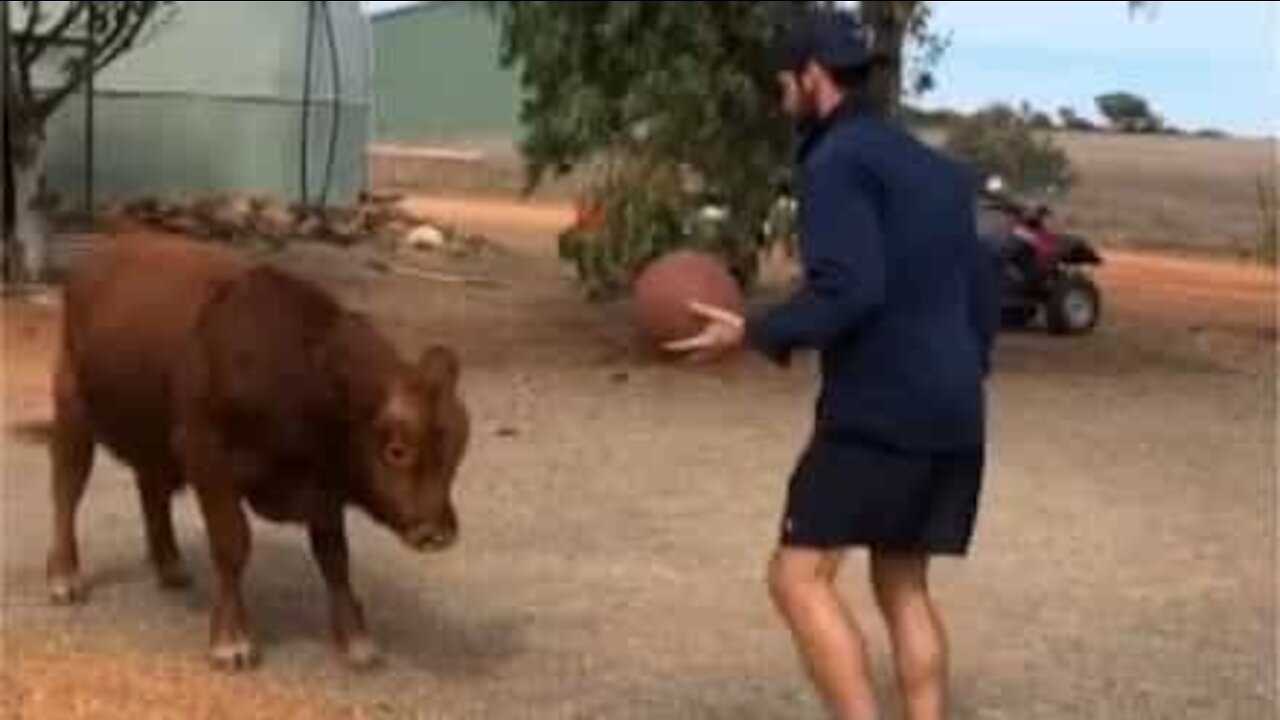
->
xmin=1257 ymin=169 xmax=1278 ymax=263
xmin=369 ymin=131 xmax=1277 ymax=257
xmin=367 ymin=141 xmax=595 ymax=203
xmin=1051 ymin=132 xmax=1275 ymax=256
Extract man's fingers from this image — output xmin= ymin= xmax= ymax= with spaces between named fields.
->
xmin=686 ymin=300 xmax=719 ymax=317
xmin=663 ymin=334 xmax=713 ymax=353
xmin=687 ymin=300 xmax=742 ymax=326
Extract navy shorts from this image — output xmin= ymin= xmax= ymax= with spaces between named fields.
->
xmin=779 ymin=434 xmax=984 ymax=555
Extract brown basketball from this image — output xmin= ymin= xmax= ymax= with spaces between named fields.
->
xmin=630 ymin=249 xmax=745 ymax=348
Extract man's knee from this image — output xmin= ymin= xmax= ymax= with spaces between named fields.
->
xmin=870 ymin=552 xmax=929 ymax=613
xmin=767 ymin=549 xmax=839 ymax=611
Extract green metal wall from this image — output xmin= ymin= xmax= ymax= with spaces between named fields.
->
xmin=372 ymin=2 xmax=521 ymax=143
xmin=32 ymin=1 xmax=372 ymax=207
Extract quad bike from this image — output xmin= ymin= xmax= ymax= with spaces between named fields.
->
xmin=978 ymin=177 xmax=1104 ymax=336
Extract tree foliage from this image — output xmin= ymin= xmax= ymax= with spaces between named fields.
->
xmin=482 ymin=1 xmax=944 ymax=296
xmin=1057 ymin=106 xmax=1097 ymax=132
xmin=480 ymin=1 xmax=1152 ymax=297
xmin=1096 ymin=91 xmax=1162 ymax=133
xmin=860 ymin=1 xmax=947 ymax=116
xmin=943 ymin=104 xmax=1076 ymax=195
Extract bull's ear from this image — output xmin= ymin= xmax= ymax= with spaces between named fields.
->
xmin=419 ymin=345 xmax=460 ymax=391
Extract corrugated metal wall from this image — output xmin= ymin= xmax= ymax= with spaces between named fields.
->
xmin=35 ymin=1 xmax=372 ymax=206
xmin=372 ymin=2 xmax=520 ymax=144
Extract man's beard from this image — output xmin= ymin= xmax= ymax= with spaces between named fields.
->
xmin=794 ymin=86 xmax=822 ymax=122
xmin=792 ymin=89 xmax=821 ymax=125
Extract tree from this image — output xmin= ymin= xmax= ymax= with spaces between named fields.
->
xmin=1096 ymin=91 xmax=1162 ymax=133
xmin=944 ymin=103 xmax=1075 ymax=195
xmin=860 ymin=1 xmax=948 ymax=116
xmin=483 ymin=1 xmax=1150 ymax=297
xmin=1028 ymin=110 xmax=1055 ymax=130
xmin=482 ymin=1 xmax=946 ymax=296
xmin=2 ymin=1 xmax=174 ymax=282
xmin=1057 ymin=106 xmax=1096 ymax=132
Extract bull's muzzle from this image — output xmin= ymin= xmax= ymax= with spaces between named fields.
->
xmin=403 ymin=521 xmax=458 ymax=552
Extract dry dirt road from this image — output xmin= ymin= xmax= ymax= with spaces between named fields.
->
xmin=2 ymin=197 xmax=1275 ymax=719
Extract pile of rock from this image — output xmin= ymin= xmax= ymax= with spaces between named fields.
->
xmin=109 ymin=192 xmax=484 ymax=256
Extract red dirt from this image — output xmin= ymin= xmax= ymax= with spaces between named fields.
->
xmin=3 ymin=648 xmax=361 ymax=720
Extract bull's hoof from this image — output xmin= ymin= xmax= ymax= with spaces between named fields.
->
xmin=209 ymin=640 xmax=260 ymax=672
xmin=341 ymin=636 xmax=382 ymax=670
xmin=48 ymin=574 xmax=87 ymax=605
xmin=155 ymin=560 xmax=193 ymax=590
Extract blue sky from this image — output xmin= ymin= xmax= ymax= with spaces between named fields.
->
xmin=923 ymin=1 xmax=1276 ymax=136
xmin=366 ymin=1 xmax=1278 ymax=136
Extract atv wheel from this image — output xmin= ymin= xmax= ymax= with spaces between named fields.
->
xmin=1046 ymin=275 xmax=1101 ymax=335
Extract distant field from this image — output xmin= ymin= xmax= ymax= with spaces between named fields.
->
xmin=368 ymin=130 xmax=1277 ymax=257
xmin=1050 ymin=132 xmax=1274 ymax=257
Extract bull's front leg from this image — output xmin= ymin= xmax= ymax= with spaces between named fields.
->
xmin=195 ymin=484 xmax=258 ymax=670
xmin=179 ymin=423 xmax=259 ymax=671
xmin=309 ymin=516 xmax=380 ymax=669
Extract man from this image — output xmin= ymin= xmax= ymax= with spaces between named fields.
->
xmin=666 ymin=10 xmax=999 ymax=720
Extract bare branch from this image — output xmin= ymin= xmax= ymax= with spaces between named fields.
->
xmin=18 ymin=1 xmax=43 ymax=58
xmin=32 ymin=2 xmax=167 ymax=123
xmin=12 ymin=0 xmax=41 ymax=100
xmin=93 ymin=4 xmax=157 ymax=71
xmin=18 ymin=2 xmax=90 ymax=67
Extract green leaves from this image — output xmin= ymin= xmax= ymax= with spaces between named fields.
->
xmin=481 ymin=1 xmax=948 ymax=297
xmin=943 ymin=104 xmax=1077 ymax=196
xmin=1096 ymin=91 xmax=1163 ymax=133
xmin=485 ymin=1 xmax=808 ymax=296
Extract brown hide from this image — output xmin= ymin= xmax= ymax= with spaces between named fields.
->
xmin=47 ymin=235 xmax=468 ymax=669
xmin=60 ymin=236 xmax=250 ymax=480
xmin=177 ymin=265 xmax=466 ymax=540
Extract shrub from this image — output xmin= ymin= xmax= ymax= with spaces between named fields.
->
xmin=944 ymin=104 xmax=1077 ymax=194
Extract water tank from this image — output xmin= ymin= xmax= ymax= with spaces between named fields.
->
xmin=42 ymin=1 xmax=371 ymax=208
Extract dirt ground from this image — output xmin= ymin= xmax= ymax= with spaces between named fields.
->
xmin=2 ymin=197 xmax=1276 ymax=719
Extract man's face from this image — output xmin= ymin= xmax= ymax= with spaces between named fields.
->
xmin=777 ymin=64 xmax=821 ymax=121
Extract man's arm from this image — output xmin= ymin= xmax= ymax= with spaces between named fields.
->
xmin=965 ymin=234 xmax=1001 ymax=376
xmin=745 ymin=158 xmax=886 ymax=364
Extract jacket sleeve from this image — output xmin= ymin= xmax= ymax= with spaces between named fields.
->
xmin=965 ymin=234 xmax=1001 ymax=376
xmin=745 ymin=157 xmax=885 ymax=365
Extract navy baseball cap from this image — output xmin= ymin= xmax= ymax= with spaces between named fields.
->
xmin=778 ymin=9 xmax=876 ymax=73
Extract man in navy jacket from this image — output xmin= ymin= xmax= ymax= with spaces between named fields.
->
xmin=668 ymin=10 xmax=998 ymax=720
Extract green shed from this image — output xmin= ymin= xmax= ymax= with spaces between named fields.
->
xmin=371 ymin=1 xmax=520 ymax=145
xmin=37 ymin=0 xmax=372 ymax=207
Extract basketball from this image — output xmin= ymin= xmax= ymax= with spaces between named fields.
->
xmin=630 ymin=249 xmax=745 ymax=348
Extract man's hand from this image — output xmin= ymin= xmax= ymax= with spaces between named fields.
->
xmin=663 ymin=301 xmax=746 ymax=363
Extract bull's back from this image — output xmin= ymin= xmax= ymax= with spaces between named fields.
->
xmin=62 ymin=236 xmax=250 ymax=469
xmin=192 ymin=266 xmax=348 ymax=460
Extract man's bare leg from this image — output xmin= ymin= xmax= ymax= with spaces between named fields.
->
xmin=769 ymin=548 xmax=879 ymax=720
xmin=871 ymin=552 xmax=947 ymax=720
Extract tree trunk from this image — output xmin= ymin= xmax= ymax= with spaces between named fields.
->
xmin=11 ymin=133 xmax=50 ymax=283
xmin=860 ymin=0 xmax=916 ymax=118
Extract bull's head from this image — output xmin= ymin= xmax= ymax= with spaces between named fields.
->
xmin=360 ymin=345 xmax=469 ymax=552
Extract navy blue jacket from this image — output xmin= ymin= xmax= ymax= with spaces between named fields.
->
xmin=747 ymin=102 xmax=999 ymax=452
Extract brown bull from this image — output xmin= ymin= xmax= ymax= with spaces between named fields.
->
xmin=45 ymin=236 xmax=469 ymax=670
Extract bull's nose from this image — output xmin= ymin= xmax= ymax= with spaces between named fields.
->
xmin=404 ymin=524 xmax=458 ymax=552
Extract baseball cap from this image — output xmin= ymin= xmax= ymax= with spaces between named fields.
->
xmin=778 ymin=9 xmax=876 ymax=73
